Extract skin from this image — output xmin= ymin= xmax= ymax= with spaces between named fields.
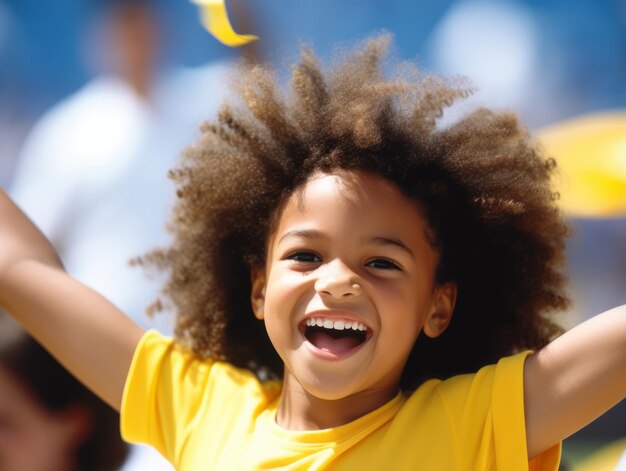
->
xmin=524 ymin=305 xmax=626 ymax=457
xmin=251 ymin=171 xmax=457 ymax=430
xmin=109 ymin=4 xmax=159 ymax=99
xmin=0 ymin=190 xmax=143 ymax=410
xmin=0 ymin=176 xmax=624 ymax=460
xmin=0 ymin=366 xmax=88 ymax=471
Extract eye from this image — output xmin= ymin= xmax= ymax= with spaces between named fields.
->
xmin=366 ymin=258 xmax=401 ymax=270
xmin=286 ymin=251 xmax=321 ymax=263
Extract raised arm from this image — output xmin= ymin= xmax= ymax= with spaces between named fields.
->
xmin=524 ymin=305 xmax=626 ymax=458
xmin=0 ymin=190 xmax=144 ymax=410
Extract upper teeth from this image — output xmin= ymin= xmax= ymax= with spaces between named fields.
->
xmin=305 ymin=317 xmax=367 ymax=331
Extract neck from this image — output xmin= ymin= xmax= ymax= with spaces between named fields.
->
xmin=275 ymin=372 xmax=399 ymax=431
xmin=123 ymin=67 xmax=152 ymax=100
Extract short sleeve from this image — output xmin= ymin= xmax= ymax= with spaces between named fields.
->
xmin=121 ymin=330 xmax=213 ymax=465
xmin=436 ymin=352 xmax=561 ymax=471
xmin=492 ymin=353 xmax=561 ymax=470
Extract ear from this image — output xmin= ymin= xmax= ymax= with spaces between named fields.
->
xmin=423 ymin=282 xmax=457 ymax=338
xmin=250 ymin=266 xmax=266 ymax=320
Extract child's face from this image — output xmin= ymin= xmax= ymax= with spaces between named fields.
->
xmin=252 ymin=170 xmax=456 ymax=401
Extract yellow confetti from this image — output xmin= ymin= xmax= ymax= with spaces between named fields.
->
xmin=537 ymin=111 xmax=626 ymax=217
xmin=191 ymin=0 xmax=258 ymax=47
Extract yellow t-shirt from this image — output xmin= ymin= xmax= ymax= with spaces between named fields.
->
xmin=121 ymin=330 xmax=561 ymax=470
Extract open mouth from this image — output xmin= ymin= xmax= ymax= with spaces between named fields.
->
xmin=301 ymin=318 xmax=370 ymax=355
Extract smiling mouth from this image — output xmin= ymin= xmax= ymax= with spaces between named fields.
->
xmin=300 ymin=319 xmax=370 ymax=355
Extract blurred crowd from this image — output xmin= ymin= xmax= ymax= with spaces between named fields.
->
xmin=0 ymin=0 xmax=624 ymax=469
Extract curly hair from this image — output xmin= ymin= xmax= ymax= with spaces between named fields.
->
xmin=140 ymin=34 xmax=570 ymax=389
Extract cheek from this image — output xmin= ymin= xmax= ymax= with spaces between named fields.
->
xmin=265 ymin=269 xmax=310 ymax=310
xmin=377 ymin=285 xmax=431 ymax=336
xmin=382 ymin=311 xmax=422 ymax=345
xmin=263 ymin=272 xmax=314 ymax=345
xmin=377 ymin=281 xmax=425 ymax=314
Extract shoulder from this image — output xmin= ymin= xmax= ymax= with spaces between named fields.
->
xmin=17 ymin=77 xmax=149 ymax=177
xmin=399 ymin=353 xmax=531 ymax=448
xmin=395 ymin=352 xmax=560 ymax=470
xmin=405 ymin=352 xmax=530 ymax=410
xmin=125 ymin=329 xmax=278 ymax=399
xmin=25 ymin=77 xmax=142 ymax=145
xmin=121 ymin=330 xmax=281 ymax=454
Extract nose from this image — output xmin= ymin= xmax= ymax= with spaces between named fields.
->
xmin=315 ymin=259 xmax=362 ymax=299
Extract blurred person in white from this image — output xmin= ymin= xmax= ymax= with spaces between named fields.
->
xmin=8 ymin=0 xmax=238 ymax=469
xmin=9 ymin=0 xmax=233 ymax=333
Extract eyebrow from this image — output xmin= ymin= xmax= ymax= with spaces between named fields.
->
xmin=278 ymin=229 xmax=326 ymax=245
xmin=368 ymin=236 xmax=414 ymax=257
xmin=277 ymin=230 xmax=414 ymax=256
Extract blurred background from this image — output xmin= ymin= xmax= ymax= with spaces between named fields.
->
xmin=0 ymin=0 xmax=624 ymax=469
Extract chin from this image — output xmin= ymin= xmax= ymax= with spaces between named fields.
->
xmin=292 ymin=368 xmax=366 ymax=401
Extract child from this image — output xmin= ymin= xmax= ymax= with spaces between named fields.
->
xmin=0 ymin=35 xmax=624 ymax=470
xmin=0 ymin=315 xmax=128 ymax=471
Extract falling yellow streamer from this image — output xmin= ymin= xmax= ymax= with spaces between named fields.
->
xmin=191 ymin=0 xmax=258 ymax=47
xmin=537 ymin=111 xmax=626 ymax=218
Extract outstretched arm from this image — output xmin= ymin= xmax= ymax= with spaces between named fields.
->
xmin=0 ymin=190 xmax=144 ymax=410
xmin=524 ymin=305 xmax=626 ymax=458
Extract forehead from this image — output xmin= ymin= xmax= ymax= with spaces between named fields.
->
xmin=273 ymin=170 xmax=433 ymax=247
xmin=298 ymin=171 xmax=400 ymax=204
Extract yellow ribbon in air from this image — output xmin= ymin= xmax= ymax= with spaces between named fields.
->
xmin=537 ymin=111 xmax=626 ymax=218
xmin=191 ymin=0 xmax=258 ymax=47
